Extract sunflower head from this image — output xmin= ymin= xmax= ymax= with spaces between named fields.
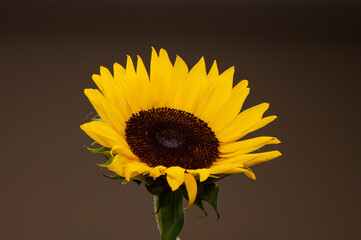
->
xmin=81 ymin=48 xmax=281 ymax=211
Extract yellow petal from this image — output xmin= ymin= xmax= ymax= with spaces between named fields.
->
xmin=194 ymin=74 xmax=218 ymax=118
xmin=166 ymin=167 xmax=185 ymax=191
xmin=207 ymin=60 xmax=219 ymax=83
xmin=91 ymin=74 xmax=104 ymax=92
xmin=210 ymin=88 xmax=250 ymax=132
xmin=208 ymin=164 xmax=255 ymax=180
xmin=184 ymin=173 xmax=197 ymax=209
xmin=124 ymin=162 xmax=152 ymax=181
xmin=172 ymin=56 xmax=189 ymax=109
xmin=198 ymin=66 xmax=234 ymax=122
xmin=209 ymin=164 xmax=244 ymax=174
xmin=100 ymin=66 xmax=114 ymax=94
xmin=136 ymin=55 xmax=151 ymax=110
xmin=231 ymin=80 xmax=248 ymax=96
xmin=125 ymin=55 xmax=137 ymax=78
xmin=123 ymin=55 xmax=142 ymax=113
xmin=216 ymin=103 xmax=270 ymax=143
xmin=92 ymin=66 xmax=124 ymax=107
xmin=242 ymin=150 xmax=282 ymax=167
xmin=149 ymin=165 xmax=167 ymax=179
xmin=94 ymin=64 xmax=133 ymax=123
xmin=113 ymin=62 xmax=126 ymax=84
xmin=244 ymin=170 xmax=256 ymax=180
xmin=111 ymin=145 xmax=138 ymax=159
xmin=215 ymin=151 xmax=282 ymax=167
xmin=183 ymin=57 xmax=208 ymax=113
xmin=80 ymin=121 xmax=123 ymax=149
xmin=158 ymin=49 xmax=174 ymax=107
xmin=107 ymin=154 xmax=136 ymax=177
xmin=187 ymin=169 xmax=210 ymax=182
xmin=113 ymin=63 xmax=129 ymax=107
xmin=80 ymin=121 xmax=136 ymax=159
xmin=219 ymin=137 xmax=281 ymax=157
xmin=192 ymin=60 xmax=220 ymax=118
xmin=205 ymin=163 xmax=255 ymax=179
xmin=150 ymin=48 xmax=174 ymax=107
xmin=84 ymin=89 xmax=127 ymax=136
xmin=99 ymin=66 xmax=118 ymax=102
xmin=84 ymin=89 xmax=112 ymax=126
xmin=244 ymin=116 xmax=277 ymax=134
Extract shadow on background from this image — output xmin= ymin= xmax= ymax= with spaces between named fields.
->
xmin=0 ymin=0 xmax=360 ymax=239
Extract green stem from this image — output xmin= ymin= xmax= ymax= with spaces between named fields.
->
xmin=154 ymin=195 xmax=163 ymax=234
xmin=154 ymin=195 xmax=182 ymax=240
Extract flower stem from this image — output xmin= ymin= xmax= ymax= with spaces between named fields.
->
xmin=154 ymin=195 xmax=163 ymax=234
xmin=154 ymin=195 xmax=181 ymax=240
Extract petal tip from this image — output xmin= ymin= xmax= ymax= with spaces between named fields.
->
xmin=151 ymin=47 xmax=158 ymax=55
xmin=159 ymin=48 xmax=168 ymax=54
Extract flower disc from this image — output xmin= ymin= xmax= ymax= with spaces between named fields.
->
xmin=125 ymin=107 xmax=220 ymax=169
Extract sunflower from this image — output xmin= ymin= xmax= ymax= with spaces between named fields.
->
xmin=80 ymin=48 xmax=281 ymax=209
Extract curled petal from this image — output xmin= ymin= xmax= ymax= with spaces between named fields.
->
xmin=166 ymin=167 xmax=185 ymax=191
xmin=184 ymin=173 xmax=197 ymax=209
xmin=124 ymin=162 xmax=152 ymax=181
xmin=107 ymin=154 xmax=135 ymax=177
xmin=187 ymin=169 xmax=211 ymax=182
xmin=149 ymin=166 xmax=167 ymax=179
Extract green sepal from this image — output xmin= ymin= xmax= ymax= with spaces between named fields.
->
xmin=179 ymin=183 xmax=208 ymax=217
xmin=193 ymin=183 xmax=208 ymax=217
xmin=193 ymin=197 xmax=207 ymax=217
xmin=132 ymin=179 xmax=142 ymax=185
xmin=204 ymin=174 xmax=230 ymax=184
xmin=146 ymin=177 xmax=171 ymax=196
xmin=121 ymin=179 xmax=129 ymax=185
xmin=91 ymin=118 xmax=103 ymax=122
xmin=185 ymin=182 xmax=221 ymax=218
xmin=158 ymin=190 xmax=184 ymax=240
xmin=132 ymin=174 xmax=154 ymax=186
xmin=101 ymin=171 xmax=124 ymax=180
xmin=97 ymin=156 xmax=114 ymax=167
xmin=87 ymin=146 xmax=112 ymax=160
xmin=202 ymin=183 xmax=220 ymax=219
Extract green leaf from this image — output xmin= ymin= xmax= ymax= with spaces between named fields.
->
xmin=203 ymin=183 xmax=220 ymax=219
xmin=160 ymin=190 xmax=184 ymax=240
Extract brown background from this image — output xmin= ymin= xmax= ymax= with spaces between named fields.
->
xmin=1 ymin=0 xmax=360 ymax=239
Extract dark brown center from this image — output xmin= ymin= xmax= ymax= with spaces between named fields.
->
xmin=125 ymin=107 xmax=220 ymax=169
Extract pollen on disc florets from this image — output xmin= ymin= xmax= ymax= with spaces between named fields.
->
xmin=125 ymin=107 xmax=220 ymax=169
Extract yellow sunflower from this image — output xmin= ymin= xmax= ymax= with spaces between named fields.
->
xmin=80 ymin=48 xmax=281 ymax=209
